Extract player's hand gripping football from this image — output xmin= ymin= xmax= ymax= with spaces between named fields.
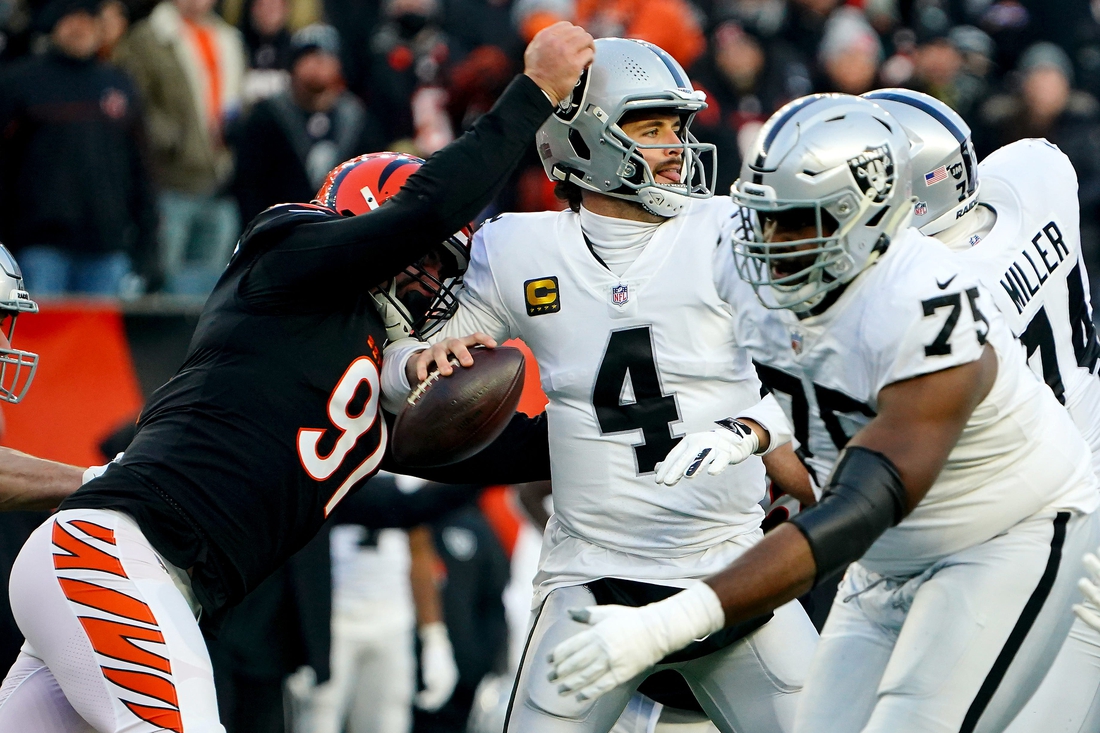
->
xmin=409 ymin=333 xmax=498 ymax=383
xmin=547 ymin=584 xmax=725 ymax=702
xmin=654 ymin=420 xmax=764 ymax=487
xmin=523 ymin=22 xmax=596 ymax=107
xmin=1074 ymin=546 xmax=1100 ymax=632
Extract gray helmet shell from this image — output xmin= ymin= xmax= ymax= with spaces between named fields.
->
xmin=0 ymin=244 xmax=37 ymax=403
xmin=535 ymin=38 xmax=716 ymax=218
xmin=731 ymin=94 xmax=915 ymax=312
xmin=863 ymin=89 xmax=979 ymax=235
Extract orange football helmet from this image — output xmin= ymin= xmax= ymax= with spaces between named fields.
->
xmin=315 ymin=152 xmax=473 ymax=340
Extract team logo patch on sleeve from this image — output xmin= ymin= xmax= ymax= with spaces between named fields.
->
xmin=524 ymin=277 xmax=560 ymax=316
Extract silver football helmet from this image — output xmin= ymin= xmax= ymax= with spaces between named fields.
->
xmin=863 ymin=89 xmax=979 ymax=234
xmin=731 ymin=94 xmax=915 ymax=312
xmin=0 ymin=245 xmax=38 ymax=403
xmin=535 ymin=37 xmax=716 ymax=218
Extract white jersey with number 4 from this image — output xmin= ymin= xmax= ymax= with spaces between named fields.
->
xmin=957 ymin=139 xmax=1100 ymax=474
xmin=433 ymin=198 xmax=770 ymax=600
xmin=716 ymin=228 xmax=1099 ymax=577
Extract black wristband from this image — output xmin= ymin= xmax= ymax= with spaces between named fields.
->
xmin=788 ymin=446 xmax=906 ymax=586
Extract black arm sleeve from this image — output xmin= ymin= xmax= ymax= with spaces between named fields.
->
xmin=381 ymin=411 xmax=551 ymax=485
xmin=788 ymin=446 xmax=906 ymax=586
xmin=239 ymin=75 xmax=553 ymax=303
xmin=330 ymin=478 xmax=483 ymax=529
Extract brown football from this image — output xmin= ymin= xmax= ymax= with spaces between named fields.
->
xmin=391 ymin=346 xmax=526 ymax=467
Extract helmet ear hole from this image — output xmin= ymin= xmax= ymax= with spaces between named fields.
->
xmin=567 ymin=128 xmax=591 ymax=161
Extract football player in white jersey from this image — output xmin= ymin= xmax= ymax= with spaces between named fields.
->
xmin=382 ymin=38 xmax=820 ymax=733
xmin=545 ymin=94 xmax=1100 ymax=733
xmin=862 ymin=89 xmax=1100 ymax=733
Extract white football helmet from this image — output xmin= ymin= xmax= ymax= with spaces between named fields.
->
xmin=863 ymin=89 xmax=979 ymax=234
xmin=535 ymin=37 xmax=716 ymax=218
xmin=0 ymin=245 xmax=38 ymax=403
xmin=730 ymin=94 xmax=915 ymax=312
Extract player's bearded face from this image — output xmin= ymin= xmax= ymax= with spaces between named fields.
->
xmin=759 ymin=207 xmax=838 ymax=282
xmin=394 ymin=249 xmax=446 ymax=323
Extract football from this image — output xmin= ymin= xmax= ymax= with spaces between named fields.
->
xmin=390 ymin=346 xmax=526 ymax=467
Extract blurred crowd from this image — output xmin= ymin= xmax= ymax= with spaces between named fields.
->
xmin=3 ymin=0 xmax=1100 ymax=302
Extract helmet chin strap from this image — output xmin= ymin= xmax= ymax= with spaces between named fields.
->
xmin=370 ymin=279 xmax=417 ymax=344
xmin=638 ymin=186 xmax=690 ymax=217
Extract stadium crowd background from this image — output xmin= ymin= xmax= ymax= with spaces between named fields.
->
xmin=3 ymin=0 xmax=1100 ymax=732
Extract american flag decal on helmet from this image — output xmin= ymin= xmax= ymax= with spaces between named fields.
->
xmin=924 ymin=165 xmax=948 ymax=186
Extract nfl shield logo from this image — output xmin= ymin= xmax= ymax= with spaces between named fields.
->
xmin=790 ymin=330 xmax=803 ymax=355
xmin=915 ymin=201 xmax=928 ymax=216
xmin=612 ymin=283 xmax=629 ymax=306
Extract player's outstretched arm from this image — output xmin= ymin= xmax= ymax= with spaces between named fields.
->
xmin=243 ymin=24 xmax=594 ymax=298
xmin=548 ymin=346 xmax=998 ymax=701
xmin=0 ymin=446 xmax=84 ymax=511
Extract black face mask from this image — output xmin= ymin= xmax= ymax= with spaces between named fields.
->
xmin=395 ymin=12 xmax=429 ymax=38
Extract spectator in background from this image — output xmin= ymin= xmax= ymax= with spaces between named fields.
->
xmin=233 ymin=23 xmax=385 ymax=224
xmin=416 ymin=498 xmax=509 ymax=733
xmin=513 ymin=0 xmax=705 ymax=69
xmin=0 ymin=0 xmax=158 ymax=296
xmin=816 ymin=5 xmax=882 ymax=94
xmin=778 ymin=0 xmax=841 ymax=78
xmin=690 ymin=18 xmax=812 ymax=193
xmin=115 ymin=0 xmax=246 ymax=295
xmin=239 ymin=0 xmax=293 ymax=105
xmin=948 ymin=24 xmax=996 ymax=124
xmin=975 ymin=41 xmax=1100 ymax=315
xmin=368 ymin=0 xmax=451 ymax=147
xmin=97 ymin=0 xmax=128 ymax=59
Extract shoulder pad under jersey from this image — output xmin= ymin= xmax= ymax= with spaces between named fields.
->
xmin=242 ymin=203 xmax=341 ymax=242
xmin=232 ymin=203 xmax=342 ymax=263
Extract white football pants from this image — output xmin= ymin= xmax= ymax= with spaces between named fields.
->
xmin=793 ymin=509 xmax=1099 ymax=733
xmin=0 ymin=509 xmax=223 ymax=733
xmin=610 ymin=693 xmax=719 ymax=733
xmin=505 ymin=584 xmax=818 ymax=733
xmin=288 ymin=602 xmax=416 ymax=733
xmin=1003 ymin=613 xmax=1100 ymax=732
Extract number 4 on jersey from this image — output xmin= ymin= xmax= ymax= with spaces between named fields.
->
xmin=592 ymin=327 xmax=681 ymax=474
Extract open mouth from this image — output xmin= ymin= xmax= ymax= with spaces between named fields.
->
xmin=655 ymin=163 xmax=682 ymax=184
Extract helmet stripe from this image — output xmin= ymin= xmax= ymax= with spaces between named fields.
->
xmin=864 ymin=91 xmax=967 ymax=144
xmin=377 ymin=157 xmax=418 ymax=193
xmin=753 ymin=95 xmax=825 ymax=181
xmin=640 ymin=41 xmax=689 ymax=90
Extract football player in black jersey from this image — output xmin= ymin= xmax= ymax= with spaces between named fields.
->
xmin=0 ymin=23 xmax=593 ymax=733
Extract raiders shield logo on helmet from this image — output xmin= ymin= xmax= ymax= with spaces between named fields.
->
xmin=847 ymin=144 xmax=894 ymax=204
xmin=553 ymin=68 xmax=590 ymax=123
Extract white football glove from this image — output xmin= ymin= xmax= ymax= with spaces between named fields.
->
xmin=1074 ymin=549 xmax=1100 ymax=632
xmin=654 ymin=420 xmax=759 ymax=487
xmin=547 ymin=583 xmax=725 ymax=702
xmin=82 ymin=453 xmax=124 ymax=485
xmin=415 ymin=622 xmax=459 ymax=711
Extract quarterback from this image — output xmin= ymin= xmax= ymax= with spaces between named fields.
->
xmin=547 ymin=94 xmax=1100 ymax=733
xmin=385 ymin=38 xmax=819 ymax=733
